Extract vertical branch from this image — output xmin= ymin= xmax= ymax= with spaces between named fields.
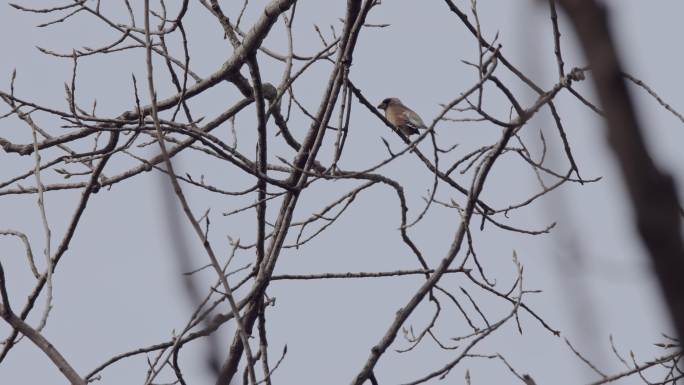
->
xmin=214 ymin=2 xmax=373 ymax=384
xmin=248 ymin=55 xmax=270 ymax=383
xmin=557 ymin=0 xmax=684 ymax=344
xmin=29 ymin=116 xmax=53 ymax=333
xmin=257 ymin=303 xmax=272 ymax=385
xmin=142 ymin=1 xmax=257 ymax=384
xmin=331 ymin=75 xmax=350 ymax=172
xmin=248 ymin=56 xmax=268 ymax=270
xmin=548 ymin=0 xmax=565 ymax=79
xmin=470 ymin=0 xmax=485 ymax=108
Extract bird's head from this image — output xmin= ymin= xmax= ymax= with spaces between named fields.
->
xmin=377 ymin=97 xmax=401 ymax=110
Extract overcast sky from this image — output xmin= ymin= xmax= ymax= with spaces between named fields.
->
xmin=1 ymin=1 xmax=683 ymax=384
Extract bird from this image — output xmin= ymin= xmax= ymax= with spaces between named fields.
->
xmin=377 ymin=97 xmax=427 ymax=137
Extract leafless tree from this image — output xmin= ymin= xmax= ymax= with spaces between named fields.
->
xmin=0 ymin=1 xmax=681 ymax=384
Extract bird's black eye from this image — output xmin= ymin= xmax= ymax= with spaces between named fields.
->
xmin=382 ymin=98 xmax=390 ymax=105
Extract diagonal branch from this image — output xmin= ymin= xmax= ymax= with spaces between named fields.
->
xmin=557 ymin=0 xmax=684 ymax=346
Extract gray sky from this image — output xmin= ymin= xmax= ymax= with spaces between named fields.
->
xmin=1 ymin=1 xmax=683 ymax=384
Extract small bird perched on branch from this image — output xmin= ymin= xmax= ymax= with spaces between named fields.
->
xmin=377 ymin=97 xmax=427 ymax=137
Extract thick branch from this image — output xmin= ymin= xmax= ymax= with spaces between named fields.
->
xmin=557 ymin=0 xmax=684 ymax=342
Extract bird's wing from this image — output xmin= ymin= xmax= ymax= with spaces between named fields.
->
xmin=402 ymin=109 xmax=426 ymax=129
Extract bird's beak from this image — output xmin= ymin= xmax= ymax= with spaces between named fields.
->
xmin=376 ymin=103 xmax=384 ymax=110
